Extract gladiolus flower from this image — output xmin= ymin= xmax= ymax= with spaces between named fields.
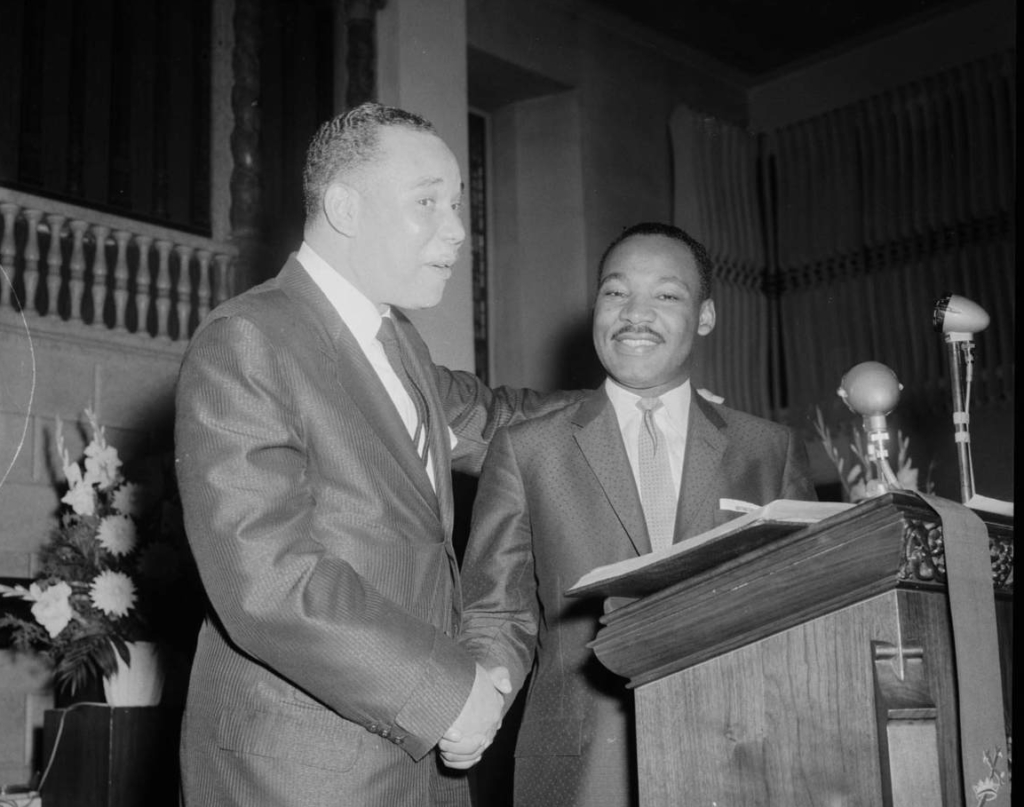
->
xmin=84 ymin=442 xmax=121 ymax=490
xmin=62 ymin=482 xmax=96 ymax=517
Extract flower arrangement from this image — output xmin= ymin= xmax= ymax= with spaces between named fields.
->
xmin=1 ymin=408 xmax=193 ymax=694
xmin=813 ymin=405 xmax=935 ymax=502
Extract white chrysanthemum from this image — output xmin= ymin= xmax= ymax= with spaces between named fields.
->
xmin=29 ymin=582 xmax=74 ymax=638
xmin=96 ymin=515 xmax=138 ymax=557
xmin=111 ymin=482 xmax=147 ymax=516
xmin=89 ymin=571 xmax=137 ymax=618
xmin=84 ymin=441 xmax=121 ymax=490
xmin=62 ymin=482 xmax=96 ymax=517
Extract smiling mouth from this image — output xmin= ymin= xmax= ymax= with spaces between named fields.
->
xmin=613 ymin=327 xmax=662 ymax=347
xmin=615 ymin=339 xmax=661 ymax=355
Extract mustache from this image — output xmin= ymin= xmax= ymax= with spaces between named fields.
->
xmin=612 ymin=325 xmax=662 ymax=340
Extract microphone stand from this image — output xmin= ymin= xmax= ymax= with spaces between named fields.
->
xmin=862 ymin=413 xmax=902 ymax=492
xmin=837 ymin=361 xmax=903 ymax=496
xmin=944 ymin=335 xmax=976 ymax=504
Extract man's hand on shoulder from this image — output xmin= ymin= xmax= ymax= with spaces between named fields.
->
xmin=438 ymin=664 xmax=511 ymax=769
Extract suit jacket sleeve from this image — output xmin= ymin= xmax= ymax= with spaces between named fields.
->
xmin=175 ymin=316 xmax=474 ymax=761
xmin=432 ymin=363 xmax=578 ymax=475
xmin=455 ymin=427 xmax=539 ymax=701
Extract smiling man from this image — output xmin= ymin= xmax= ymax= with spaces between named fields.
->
xmin=458 ymin=222 xmax=816 ymax=807
xmin=175 ymin=103 xmax=576 ymax=807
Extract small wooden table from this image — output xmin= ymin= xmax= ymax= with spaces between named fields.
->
xmin=41 ymin=705 xmax=179 ymax=807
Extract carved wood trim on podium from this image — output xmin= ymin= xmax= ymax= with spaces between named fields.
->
xmin=591 ymin=492 xmax=1012 ymax=806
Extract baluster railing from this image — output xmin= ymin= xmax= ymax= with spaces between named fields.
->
xmin=45 ymin=213 xmax=66 ymax=319
xmin=69 ymin=219 xmax=88 ymax=320
xmin=90 ymin=224 xmax=110 ymax=326
xmin=0 ymin=187 xmax=238 ymax=341
xmin=112 ymin=229 xmax=132 ymax=332
xmin=195 ymin=249 xmax=212 ymax=336
xmin=133 ymin=234 xmax=153 ymax=335
xmin=154 ymin=239 xmax=173 ymax=338
xmin=0 ymin=203 xmax=16 ymax=309
xmin=23 ymin=209 xmax=43 ymax=313
xmin=174 ymin=244 xmax=194 ymax=341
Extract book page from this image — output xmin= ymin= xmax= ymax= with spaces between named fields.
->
xmin=567 ymin=499 xmax=852 ymax=600
xmin=966 ymin=494 xmax=1013 ymax=518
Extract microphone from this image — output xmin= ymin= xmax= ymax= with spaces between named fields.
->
xmin=933 ymin=293 xmax=990 ymax=342
xmin=837 ymin=361 xmax=904 ymax=493
xmin=933 ymin=294 xmax=988 ymax=503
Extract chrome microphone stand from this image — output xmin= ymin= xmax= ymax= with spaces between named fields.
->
xmin=932 ymin=294 xmax=990 ymax=505
xmin=837 ymin=361 xmax=904 ymax=494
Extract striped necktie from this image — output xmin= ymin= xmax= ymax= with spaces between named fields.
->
xmin=637 ymin=397 xmax=677 ymax=553
xmin=377 ymin=317 xmax=430 ymax=466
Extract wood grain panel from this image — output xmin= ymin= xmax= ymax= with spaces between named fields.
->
xmin=635 ymin=589 xmax=961 ymax=806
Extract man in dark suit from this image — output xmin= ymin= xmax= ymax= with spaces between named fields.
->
xmin=458 ymin=222 xmax=817 ymax=807
xmin=175 ymin=103 xmax=570 ymax=806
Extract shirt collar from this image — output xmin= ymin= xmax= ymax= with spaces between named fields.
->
xmin=604 ymin=377 xmax=692 ymax=433
xmin=296 ymin=241 xmax=389 ymax=350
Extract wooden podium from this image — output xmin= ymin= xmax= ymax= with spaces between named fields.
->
xmin=590 ymin=493 xmax=1013 ymax=806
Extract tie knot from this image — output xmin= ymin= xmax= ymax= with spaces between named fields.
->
xmin=637 ymin=397 xmax=663 ymax=413
xmin=377 ymin=316 xmax=399 ymax=345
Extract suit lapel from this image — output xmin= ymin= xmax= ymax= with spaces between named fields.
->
xmin=390 ymin=310 xmax=461 ymax=621
xmin=676 ymin=392 xmax=727 ymax=541
xmin=572 ymin=390 xmax=651 ymax=556
xmin=278 ymin=262 xmax=440 ymax=520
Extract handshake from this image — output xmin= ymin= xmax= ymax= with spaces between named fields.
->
xmin=438 ymin=663 xmax=513 ymax=769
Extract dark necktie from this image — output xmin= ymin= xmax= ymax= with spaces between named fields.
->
xmin=637 ymin=397 xmax=676 ymax=552
xmin=377 ymin=317 xmax=430 ymax=466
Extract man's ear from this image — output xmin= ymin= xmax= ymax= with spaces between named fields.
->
xmin=697 ymin=299 xmax=716 ymax=336
xmin=323 ymin=182 xmax=359 ymax=236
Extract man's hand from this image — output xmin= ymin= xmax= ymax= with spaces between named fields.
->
xmin=487 ymin=665 xmax=513 ymax=697
xmin=438 ymin=665 xmax=512 ymax=769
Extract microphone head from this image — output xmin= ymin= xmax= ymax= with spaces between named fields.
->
xmin=933 ymin=293 xmax=990 ymax=335
xmin=837 ymin=361 xmax=902 ymax=418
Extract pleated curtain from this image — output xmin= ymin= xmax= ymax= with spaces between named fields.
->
xmin=672 ymin=50 xmax=1015 ymax=420
xmin=671 ymin=107 xmax=773 ymax=418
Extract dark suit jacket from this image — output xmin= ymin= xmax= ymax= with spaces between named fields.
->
xmin=458 ymin=386 xmax=816 ymax=807
xmin=175 ymin=258 xmax=569 ymax=807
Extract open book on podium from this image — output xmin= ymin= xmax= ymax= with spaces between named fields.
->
xmin=567 ymin=499 xmax=853 ymax=600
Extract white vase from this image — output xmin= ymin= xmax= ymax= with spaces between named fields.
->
xmin=102 ymin=641 xmax=165 ymax=706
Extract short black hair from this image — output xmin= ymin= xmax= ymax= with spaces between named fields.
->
xmin=302 ymin=102 xmax=436 ymax=220
xmin=597 ymin=222 xmax=713 ymax=301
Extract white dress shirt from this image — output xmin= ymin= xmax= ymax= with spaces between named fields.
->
xmin=605 ymin=377 xmax=692 ymax=499
xmin=296 ymin=242 xmax=440 ymax=488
